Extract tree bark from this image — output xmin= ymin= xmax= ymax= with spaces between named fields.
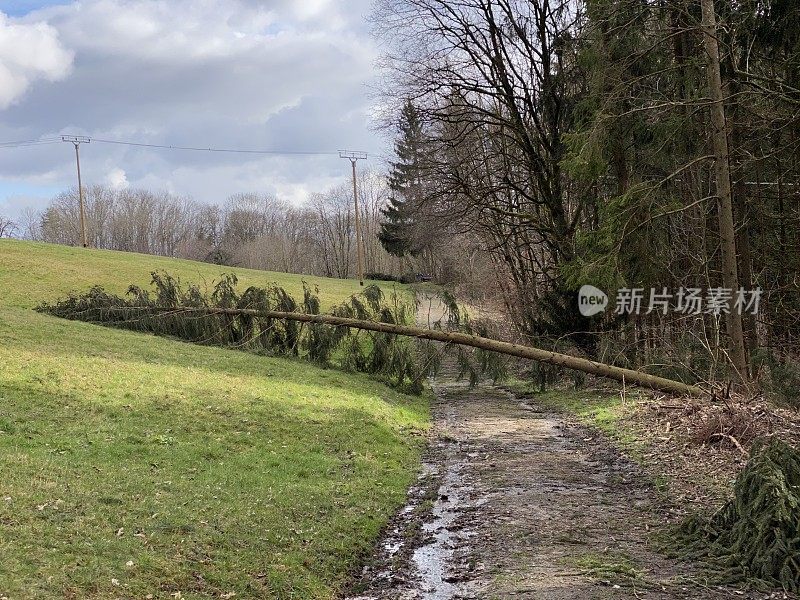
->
xmin=700 ymin=0 xmax=749 ymax=381
xmin=725 ymin=38 xmax=758 ymax=357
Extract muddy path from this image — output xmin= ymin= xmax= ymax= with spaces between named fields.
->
xmin=346 ymin=378 xmax=764 ymax=599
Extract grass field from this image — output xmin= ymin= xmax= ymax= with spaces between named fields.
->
xmin=0 ymin=240 xmax=428 ymax=599
xmin=0 ymin=239 xmax=405 ymax=310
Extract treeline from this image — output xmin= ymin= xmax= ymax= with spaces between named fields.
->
xmin=20 ymin=170 xmax=404 ymax=279
xmin=372 ymin=0 xmax=800 ymax=391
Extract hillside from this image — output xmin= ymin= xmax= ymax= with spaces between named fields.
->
xmin=0 ymin=239 xmax=402 ymax=310
xmin=0 ymin=240 xmax=428 ymax=599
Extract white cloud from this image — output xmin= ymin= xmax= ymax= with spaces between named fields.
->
xmin=0 ymin=11 xmax=73 ymax=108
xmin=0 ymin=0 xmax=386 ymax=217
xmin=105 ymin=167 xmax=128 ymax=189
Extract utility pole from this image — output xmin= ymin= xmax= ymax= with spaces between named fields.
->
xmin=339 ymin=150 xmax=367 ymax=285
xmin=62 ymin=135 xmax=91 ymax=248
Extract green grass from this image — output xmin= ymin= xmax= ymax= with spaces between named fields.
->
xmin=0 ymin=239 xmax=406 ymax=310
xmin=0 ymin=241 xmax=429 ymax=598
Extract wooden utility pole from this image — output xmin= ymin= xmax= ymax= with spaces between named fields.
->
xmin=700 ymin=0 xmax=749 ymax=381
xmin=340 ymin=150 xmax=367 ymax=285
xmin=62 ymin=135 xmax=91 ymax=248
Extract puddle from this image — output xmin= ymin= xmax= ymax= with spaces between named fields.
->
xmin=345 ymin=441 xmax=480 ymax=600
xmin=410 ymin=463 xmax=463 ymax=599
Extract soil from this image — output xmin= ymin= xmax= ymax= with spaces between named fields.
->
xmin=619 ymin=393 xmax=800 ymax=510
xmin=344 ymin=377 xmax=790 ymax=599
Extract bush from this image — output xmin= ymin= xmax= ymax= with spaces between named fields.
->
xmin=364 ymin=271 xmax=403 ymax=283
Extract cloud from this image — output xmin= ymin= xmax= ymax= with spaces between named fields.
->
xmin=0 ymin=11 xmax=73 ymax=108
xmin=0 ymin=0 xmax=386 ymax=218
xmin=105 ymin=167 xmax=128 ymax=189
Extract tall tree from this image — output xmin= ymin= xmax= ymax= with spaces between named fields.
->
xmin=374 ymin=0 xmax=588 ymax=340
xmin=701 ymin=0 xmax=749 ymax=380
xmin=379 ymin=99 xmax=426 ymax=258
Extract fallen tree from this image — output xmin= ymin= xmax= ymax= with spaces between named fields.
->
xmin=672 ymin=438 xmax=800 ymax=592
xmin=191 ymin=309 xmax=702 ymax=396
xmin=40 ymin=273 xmax=705 ymax=397
xmin=56 ymin=305 xmax=705 ymax=398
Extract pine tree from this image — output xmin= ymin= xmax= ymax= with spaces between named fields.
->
xmin=378 ymin=100 xmax=425 ymax=257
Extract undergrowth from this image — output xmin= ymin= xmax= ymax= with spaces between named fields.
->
xmin=666 ymin=438 xmax=800 ymax=593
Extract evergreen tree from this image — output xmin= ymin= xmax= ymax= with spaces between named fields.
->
xmin=378 ymin=100 xmax=425 ymax=257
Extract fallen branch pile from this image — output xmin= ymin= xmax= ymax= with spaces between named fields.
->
xmin=676 ymin=438 xmax=800 ymax=592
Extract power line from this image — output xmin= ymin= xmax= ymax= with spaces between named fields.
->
xmin=0 ymin=136 xmax=373 ymax=250
xmin=0 ymin=138 xmax=61 ymax=148
xmin=90 ymin=138 xmax=348 ymax=156
xmin=0 ymin=135 xmax=371 ymax=157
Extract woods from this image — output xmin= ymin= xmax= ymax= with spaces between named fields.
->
xmin=371 ymin=0 xmax=800 ymax=394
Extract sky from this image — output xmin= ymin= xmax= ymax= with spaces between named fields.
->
xmin=0 ymin=0 xmax=389 ymax=220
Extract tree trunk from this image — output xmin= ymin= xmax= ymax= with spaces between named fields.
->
xmin=108 ymin=305 xmax=706 ymax=397
xmin=700 ymin=0 xmax=749 ymax=381
xmin=725 ymin=43 xmax=758 ymax=357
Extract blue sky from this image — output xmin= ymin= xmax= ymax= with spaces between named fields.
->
xmin=0 ymin=1 xmax=65 ymax=17
xmin=0 ymin=0 xmax=387 ymax=220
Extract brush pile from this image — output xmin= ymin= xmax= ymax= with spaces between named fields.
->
xmin=678 ymin=438 xmax=800 ymax=592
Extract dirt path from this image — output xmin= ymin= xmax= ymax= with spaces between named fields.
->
xmin=345 ymin=376 xmax=762 ymax=599
xmin=344 ymin=298 xmax=765 ymax=599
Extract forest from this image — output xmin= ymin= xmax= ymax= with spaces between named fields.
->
xmin=370 ymin=0 xmax=800 ymax=394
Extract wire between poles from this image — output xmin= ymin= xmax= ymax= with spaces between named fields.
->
xmin=91 ymin=138 xmax=346 ymax=156
xmin=0 ymin=138 xmax=62 ymax=148
xmin=0 ymin=136 xmax=374 ymax=158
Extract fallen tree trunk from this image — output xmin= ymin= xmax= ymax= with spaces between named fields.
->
xmin=105 ymin=306 xmax=705 ymax=397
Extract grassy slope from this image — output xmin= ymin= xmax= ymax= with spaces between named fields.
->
xmin=0 ymin=239 xmax=405 ymax=310
xmin=0 ymin=241 xmax=428 ymax=599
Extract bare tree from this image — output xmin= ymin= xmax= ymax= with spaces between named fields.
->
xmin=33 ymin=180 xmax=406 ymax=281
xmin=18 ymin=208 xmax=42 ymax=240
xmin=310 ymin=186 xmax=354 ymax=279
xmin=373 ymin=0 xmax=590 ymax=338
xmin=0 ymin=215 xmax=17 ymax=238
